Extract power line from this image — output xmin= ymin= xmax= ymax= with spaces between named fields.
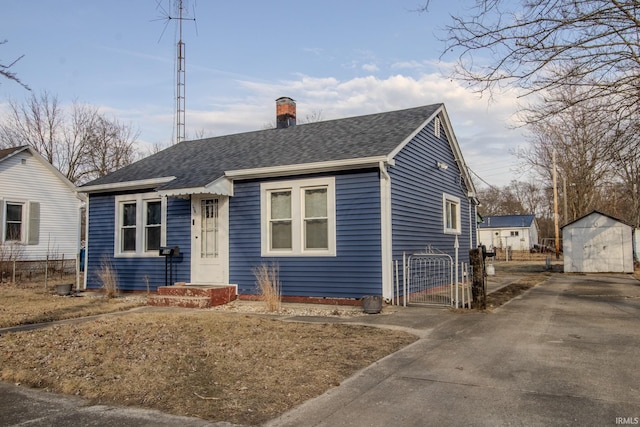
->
xmin=468 ymin=167 xmax=500 ymax=190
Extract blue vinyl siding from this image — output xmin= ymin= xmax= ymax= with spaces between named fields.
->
xmin=86 ymin=193 xmax=191 ymax=291
xmin=229 ymin=170 xmax=382 ymax=298
xmin=389 ymin=119 xmax=476 ymax=263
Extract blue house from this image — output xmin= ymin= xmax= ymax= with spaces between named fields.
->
xmin=80 ymin=98 xmax=478 ymax=303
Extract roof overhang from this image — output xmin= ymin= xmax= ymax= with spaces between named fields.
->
xmin=225 ymin=156 xmax=391 ymax=180
xmin=386 ymin=104 xmax=477 ymax=199
xmin=158 ymin=176 xmax=234 ymax=198
xmin=79 ymin=176 xmax=176 ymax=194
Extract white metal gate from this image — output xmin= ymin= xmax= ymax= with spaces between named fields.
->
xmin=400 ymin=249 xmax=471 ymax=308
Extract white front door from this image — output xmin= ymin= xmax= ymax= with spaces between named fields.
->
xmin=191 ymin=196 xmax=228 ymax=284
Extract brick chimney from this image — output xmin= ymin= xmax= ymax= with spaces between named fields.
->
xmin=276 ymin=97 xmax=296 ymax=129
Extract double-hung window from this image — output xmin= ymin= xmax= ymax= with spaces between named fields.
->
xmin=1 ymin=200 xmax=39 ymax=244
xmin=145 ymin=201 xmax=162 ymax=251
xmin=115 ymin=194 xmax=166 ymax=256
xmin=443 ymin=193 xmax=461 ymax=235
xmin=120 ymin=202 xmax=137 ymax=252
xmin=261 ymin=177 xmax=335 ymax=256
xmin=5 ymin=203 xmax=23 ymax=241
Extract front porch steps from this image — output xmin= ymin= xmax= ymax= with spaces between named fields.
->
xmin=147 ymin=285 xmax=237 ymax=309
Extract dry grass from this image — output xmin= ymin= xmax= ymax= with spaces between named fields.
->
xmin=253 ymin=262 xmax=281 ymax=312
xmin=0 ymin=282 xmax=146 ymax=328
xmin=483 ymin=260 xmax=562 ymax=310
xmin=96 ymin=256 xmax=119 ymax=298
xmin=0 ymin=281 xmax=417 ymax=426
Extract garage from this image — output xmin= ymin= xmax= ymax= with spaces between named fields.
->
xmin=562 ymin=211 xmax=634 ymax=273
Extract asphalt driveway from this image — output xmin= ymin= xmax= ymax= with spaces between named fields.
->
xmin=269 ymin=273 xmax=640 ymax=426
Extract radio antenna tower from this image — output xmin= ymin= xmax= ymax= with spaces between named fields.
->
xmin=155 ymin=1 xmax=197 ymax=144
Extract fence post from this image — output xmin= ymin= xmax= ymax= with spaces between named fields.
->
xmin=470 ymin=248 xmax=486 ymax=309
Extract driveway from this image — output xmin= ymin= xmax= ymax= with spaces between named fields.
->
xmin=268 ymin=273 xmax=640 ymax=426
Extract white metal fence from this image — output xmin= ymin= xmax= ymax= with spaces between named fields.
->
xmin=395 ymin=248 xmax=471 ymax=308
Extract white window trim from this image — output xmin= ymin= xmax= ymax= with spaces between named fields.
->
xmin=260 ymin=177 xmax=336 ymax=257
xmin=443 ymin=193 xmax=461 ymax=235
xmin=114 ymin=193 xmax=167 ymax=257
xmin=2 ymin=199 xmax=26 ymax=243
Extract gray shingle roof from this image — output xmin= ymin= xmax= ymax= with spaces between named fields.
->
xmin=82 ymin=104 xmax=441 ymax=191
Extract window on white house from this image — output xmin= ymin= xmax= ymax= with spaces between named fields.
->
xmin=115 ymin=194 xmax=165 ymax=256
xmin=510 ymin=231 xmax=519 ymax=237
xmin=1 ymin=201 xmax=39 ymax=245
xmin=443 ymin=194 xmax=461 ymax=234
xmin=5 ymin=203 xmax=23 ymax=241
xmin=261 ymin=177 xmax=336 ymax=256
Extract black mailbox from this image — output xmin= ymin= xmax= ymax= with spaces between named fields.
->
xmin=159 ymin=246 xmax=180 ymax=286
xmin=159 ymin=246 xmax=180 ymax=256
xmin=480 ymin=245 xmax=495 ymax=259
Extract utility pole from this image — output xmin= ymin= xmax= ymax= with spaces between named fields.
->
xmin=552 ymin=149 xmax=560 ymax=259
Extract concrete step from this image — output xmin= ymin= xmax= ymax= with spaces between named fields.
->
xmin=150 ymin=285 xmax=237 ymax=308
xmin=147 ymin=295 xmax=212 ymax=309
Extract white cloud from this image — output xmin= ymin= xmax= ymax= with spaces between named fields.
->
xmin=362 ymin=63 xmax=379 ymax=72
xmin=0 ymin=71 xmax=528 ymax=187
xmin=114 ymin=73 xmax=530 ymax=187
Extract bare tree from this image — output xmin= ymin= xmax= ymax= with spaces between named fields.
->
xmin=519 ymin=90 xmax=616 ymax=223
xmin=0 ymin=91 xmax=62 ymax=165
xmin=0 ymin=91 xmax=139 ymax=184
xmin=436 ymin=0 xmax=640 ymax=121
xmin=80 ymin=115 xmax=139 ymax=182
xmin=607 ymin=116 xmax=640 ymax=226
xmin=476 ymin=184 xmax=524 ymax=216
xmin=1 ymin=40 xmax=30 ymax=90
xmin=509 ymin=180 xmax=546 ymax=218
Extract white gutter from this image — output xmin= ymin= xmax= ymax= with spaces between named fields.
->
xmin=225 ymin=156 xmax=389 ymax=180
xmin=79 ymin=176 xmax=176 ymax=194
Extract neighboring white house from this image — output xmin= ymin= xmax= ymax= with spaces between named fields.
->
xmin=478 ymin=214 xmax=539 ymax=251
xmin=562 ymin=211 xmax=634 ymax=273
xmin=0 ymin=146 xmax=84 ymax=263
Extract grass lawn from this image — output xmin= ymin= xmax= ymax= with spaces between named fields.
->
xmin=0 ymin=279 xmax=417 ymax=426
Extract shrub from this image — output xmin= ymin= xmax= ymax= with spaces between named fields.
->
xmin=253 ymin=262 xmax=281 ymax=312
xmin=96 ymin=256 xmax=119 ymax=298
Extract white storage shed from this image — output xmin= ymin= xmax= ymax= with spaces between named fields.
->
xmin=562 ymin=211 xmax=634 ymax=273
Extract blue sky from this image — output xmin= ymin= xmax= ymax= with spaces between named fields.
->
xmin=1 ymin=0 xmax=530 ymax=187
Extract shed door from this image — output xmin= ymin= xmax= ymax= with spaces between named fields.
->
xmin=572 ymin=226 xmax=625 ymax=273
xmin=191 ymin=196 xmax=228 ymax=284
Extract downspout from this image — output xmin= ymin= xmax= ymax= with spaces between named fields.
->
xmin=379 ymin=161 xmax=393 ymax=301
xmin=83 ymin=195 xmax=90 ymax=290
xmin=468 ymin=203 xmax=473 ymax=249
